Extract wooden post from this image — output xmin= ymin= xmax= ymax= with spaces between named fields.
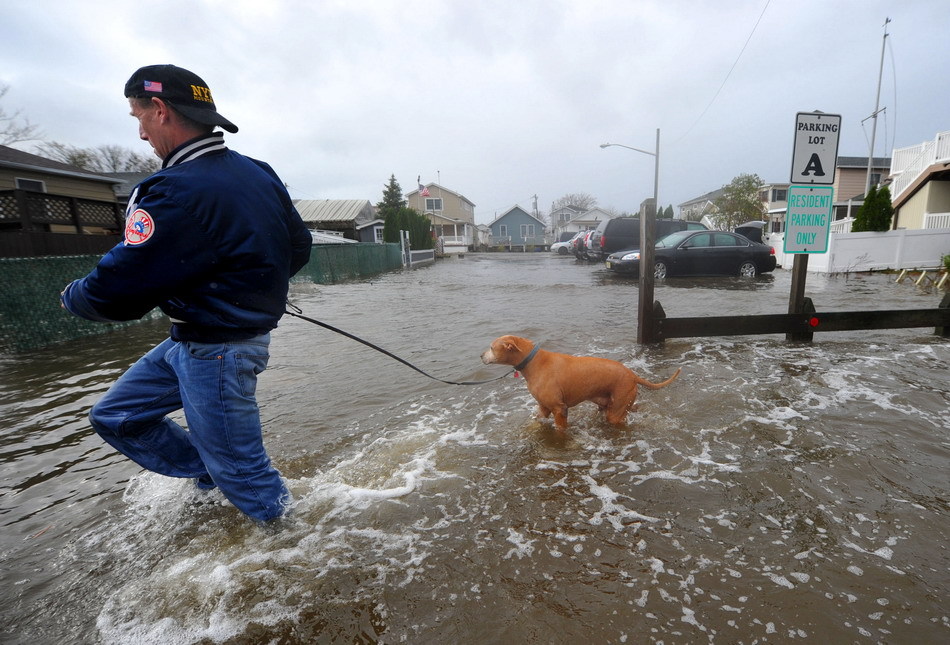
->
xmin=787 ymin=254 xmax=813 ymax=342
xmin=938 ymin=292 xmax=950 ymax=338
xmin=638 ymin=199 xmax=657 ymax=344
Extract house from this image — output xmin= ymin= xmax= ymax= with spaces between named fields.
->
xmin=888 ymin=130 xmax=950 ymax=230
xmin=769 ymin=157 xmax=891 ymax=229
xmin=551 ymin=206 xmax=614 ymax=238
xmin=293 ymin=199 xmax=383 ymax=243
xmin=830 ymin=156 xmax=892 ymax=221
xmin=686 ymin=157 xmax=894 ymax=234
xmin=678 ymin=188 xmax=724 ymax=222
xmin=487 ymin=205 xmax=548 ymax=250
xmin=550 ymin=205 xmax=585 ymax=234
xmin=759 ymin=182 xmax=789 ymax=233
xmin=406 ymin=183 xmax=476 ymax=254
xmin=0 ymin=145 xmax=123 ymax=257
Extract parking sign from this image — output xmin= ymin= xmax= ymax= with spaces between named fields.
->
xmin=784 ymin=185 xmax=834 ymax=253
xmin=790 ymin=112 xmax=841 ymax=185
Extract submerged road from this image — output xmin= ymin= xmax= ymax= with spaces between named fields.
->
xmin=2 ymin=254 xmax=948 ymax=643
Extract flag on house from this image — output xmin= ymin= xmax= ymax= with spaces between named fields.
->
xmin=418 ymin=179 xmax=431 ymax=197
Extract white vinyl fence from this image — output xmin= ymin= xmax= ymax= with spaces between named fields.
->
xmin=769 ymin=228 xmax=950 ymax=273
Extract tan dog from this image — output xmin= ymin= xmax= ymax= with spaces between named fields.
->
xmin=481 ymin=335 xmax=681 ymax=431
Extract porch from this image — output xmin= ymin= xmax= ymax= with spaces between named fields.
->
xmin=0 ymin=189 xmax=124 ymax=258
xmin=432 ymin=219 xmax=473 ymax=255
xmin=486 ymin=234 xmax=552 ymax=251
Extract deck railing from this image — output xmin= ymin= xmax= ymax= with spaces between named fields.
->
xmin=889 ymin=131 xmax=950 ymax=201
xmin=924 ymin=212 xmax=950 ymax=229
xmin=830 ymin=218 xmax=854 ymax=234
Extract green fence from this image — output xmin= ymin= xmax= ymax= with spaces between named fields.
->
xmin=0 ymin=255 xmax=161 ymax=354
xmin=295 ymin=243 xmax=403 ymax=284
xmin=0 ymin=243 xmax=405 ymax=354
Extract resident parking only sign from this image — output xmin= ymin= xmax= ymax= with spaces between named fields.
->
xmin=784 ymin=185 xmax=834 ymax=253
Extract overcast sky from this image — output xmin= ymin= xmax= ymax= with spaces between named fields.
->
xmin=2 ymin=1 xmax=947 ymax=224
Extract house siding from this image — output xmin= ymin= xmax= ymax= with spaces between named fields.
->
xmin=926 ymin=179 xmax=950 ymax=214
xmin=896 ymin=188 xmax=927 ymax=230
xmin=0 ymin=169 xmax=117 ymax=202
xmin=407 ymin=184 xmax=475 ymax=226
xmin=832 ymin=164 xmax=889 ymax=202
xmin=489 ymin=207 xmax=546 ymax=245
xmin=894 ymin=180 xmax=950 ymax=230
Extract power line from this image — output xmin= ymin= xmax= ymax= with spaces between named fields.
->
xmin=675 ymin=0 xmax=771 ymax=143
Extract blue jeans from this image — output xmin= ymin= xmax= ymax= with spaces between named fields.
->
xmin=89 ymin=335 xmax=289 ymax=522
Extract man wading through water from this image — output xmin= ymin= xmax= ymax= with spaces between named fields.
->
xmin=61 ymin=65 xmax=312 ymax=523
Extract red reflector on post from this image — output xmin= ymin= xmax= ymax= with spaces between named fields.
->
xmin=809 ymin=317 xmax=820 ymax=328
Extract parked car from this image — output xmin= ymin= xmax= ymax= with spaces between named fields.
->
xmin=735 ymin=220 xmax=768 ymax=243
xmin=588 ymin=217 xmax=706 ymax=262
xmin=605 ymin=230 xmax=777 ymax=278
xmin=551 ymin=231 xmax=580 ymax=255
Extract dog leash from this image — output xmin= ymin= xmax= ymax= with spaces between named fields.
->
xmin=284 ymin=303 xmax=514 ymax=386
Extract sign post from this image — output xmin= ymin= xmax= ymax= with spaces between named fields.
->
xmin=786 ymin=112 xmax=841 ymax=340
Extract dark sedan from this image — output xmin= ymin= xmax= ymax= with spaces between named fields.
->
xmin=605 ymin=230 xmax=777 ymax=278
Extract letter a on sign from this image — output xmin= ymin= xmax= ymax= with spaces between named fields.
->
xmin=801 ymin=153 xmax=825 ymax=177
xmin=790 ymin=112 xmax=841 ymax=185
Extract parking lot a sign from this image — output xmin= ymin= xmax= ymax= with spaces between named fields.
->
xmin=790 ymin=112 xmax=841 ymax=185
xmin=784 ymin=185 xmax=834 ymax=253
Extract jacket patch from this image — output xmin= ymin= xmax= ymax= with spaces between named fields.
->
xmin=125 ymin=209 xmax=155 ymax=245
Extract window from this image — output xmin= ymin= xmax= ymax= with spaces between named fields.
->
xmin=520 ymin=224 xmax=535 ymax=239
xmin=425 ymin=197 xmax=443 ymax=211
xmin=772 ymin=188 xmax=787 ymax=202
xmin=714 ymin=233 xmax=742 ymax=247
xmin=684 ymin=233 xmax=712 ymax=248
xmin=15 ymin=178 xmax=46 ymax=192
xmin=499 ymin=225 xmax=508 ymax=237
xmin=374 ymin=226 xmax=385 ymax=243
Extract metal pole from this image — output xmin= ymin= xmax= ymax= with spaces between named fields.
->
xmin=864 ymin=18 xmax=890 ymax=194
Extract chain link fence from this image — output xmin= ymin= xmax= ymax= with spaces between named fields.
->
xmin=0 ymin=243 xmax=405 ymax=354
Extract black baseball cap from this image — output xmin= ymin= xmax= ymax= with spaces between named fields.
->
xmin=124 ymin=64 xmax=238 ymax=133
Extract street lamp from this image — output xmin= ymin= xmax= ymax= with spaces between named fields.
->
xmin=600 ymin=128 xmax=661 ymax=344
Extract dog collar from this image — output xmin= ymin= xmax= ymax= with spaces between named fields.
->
xmin=514 ymin=344 xmax=540 ymax=371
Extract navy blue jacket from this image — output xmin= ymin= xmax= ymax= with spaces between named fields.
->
xmin=62 ymin=133 xmax=312 ymax=341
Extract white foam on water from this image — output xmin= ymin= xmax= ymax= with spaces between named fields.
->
xmin=582 ymin=474 xmax=660 ymax=529
xmin=503 ymin=528 xmax=536 ymax=560
xmin=92 ymin=399 xmax=496 ymax=644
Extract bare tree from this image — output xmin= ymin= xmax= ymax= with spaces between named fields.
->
xmin=551 ymin=192 xmax=598 ymax=212
xmin=0 ymin=84 xmax=43 ymax=146
xmin=35 ymin=141 xmax=160 ymax=173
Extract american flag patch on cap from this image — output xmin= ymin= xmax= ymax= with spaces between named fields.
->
xmin=144 ymin=80 xmax=163 ymax=92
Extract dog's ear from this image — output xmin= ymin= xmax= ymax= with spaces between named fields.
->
xmin=503 ymin=341 xmax=517 ymax=352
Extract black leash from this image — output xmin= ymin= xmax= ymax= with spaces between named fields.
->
xmin=284 ymin=304 xmax=514 ymax=386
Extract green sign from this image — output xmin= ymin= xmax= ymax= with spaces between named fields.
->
xmin=784 ymin=185 xmax=834 ymax=254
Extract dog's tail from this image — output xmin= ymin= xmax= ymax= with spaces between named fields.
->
xmin=636 ymin=368 xmax=682 ymax=390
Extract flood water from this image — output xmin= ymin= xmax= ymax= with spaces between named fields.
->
xmin=2 ymin=253 xmax=948 ymax=644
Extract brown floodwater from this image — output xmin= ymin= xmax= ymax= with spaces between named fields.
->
xmin=1 ymin=253 xmax=948 ymax=644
